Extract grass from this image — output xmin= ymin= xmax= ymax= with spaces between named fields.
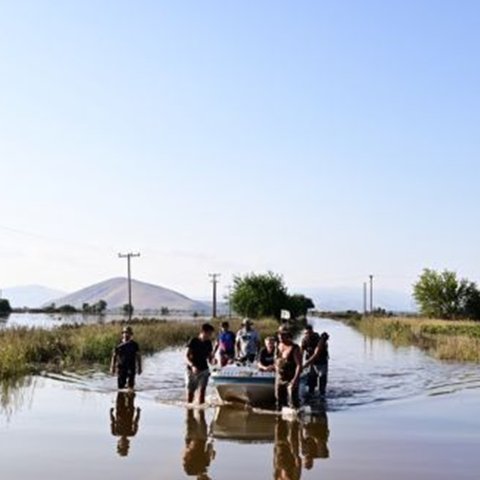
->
xmin=0 ymin=317 xmax=282 ymax=379
xmin=354 ymin=316 xmax=480 ymax=362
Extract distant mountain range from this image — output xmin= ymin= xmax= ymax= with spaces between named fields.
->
xmin=302 ymin=287 xmax=416 ymax=312
xmin=1 ymin=280 xmax=416 ymax=313
xmin=47 ymin=277 xmax=209 ymax=313
xmin=1 ymin=285 xmax=67 ymax=308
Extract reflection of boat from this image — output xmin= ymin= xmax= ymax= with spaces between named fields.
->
xmin=211 ymin=365 xmax=307 ymax=406
xmin=211 ymin=406 xmax=276 ymax=443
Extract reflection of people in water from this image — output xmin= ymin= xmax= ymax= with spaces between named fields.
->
xmin=274 ymin=418 xmax=302 ymax=480
xmin=301 ymin=412 xmax=330 ymax=470
xmin=110 ymin=391 xmax=141 ymax=457
xmin=183 ymin=409 xmax=215 ymax=480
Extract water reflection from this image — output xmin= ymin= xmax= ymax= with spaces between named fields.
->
xmin=184 ymin=406 xmax=330 ymax=480
xmin=183 ymin=409 xmax=215 ymax=479
xmin=0 ymin=376 xmax=36 ymax=420
xmin=110 ymin=392 xmax=141 ymax=457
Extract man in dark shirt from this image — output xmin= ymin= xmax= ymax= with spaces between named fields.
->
xmin=301 ymin=325 xmax=329 ymax=396
xmin=257 ymin=336 xmax=276 ymax=372
xmin=185 ymin=323 xmax=215 ymax=404
xmin=110 ymin=326 xmax=142 ymax=390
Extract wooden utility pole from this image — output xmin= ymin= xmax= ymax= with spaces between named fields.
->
xmin=363 ymin=282 xmax=367 ymax=315
xmin=118 ymin=252 xmax=140 ymax=320
xmin=209 ymin=273 xmax=221 ymax=318
xmin=369 ymin=274 xmax=374 ymax=314
xmin=226 ymin=284 xmax=232 ymax=318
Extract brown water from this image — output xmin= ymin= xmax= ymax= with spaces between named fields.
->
xmin=1 ymin=318 xmax=479 ymax=479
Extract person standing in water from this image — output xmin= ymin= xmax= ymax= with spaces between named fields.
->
xmin=302 ymin=327 xmax=329 ymax=396
xmin=275 ymin=326 xmax=302 ymax=410
xmin=235 ymin=318 xmax=260 ymax=363
xmin=185 ymin=323 xmax=215 ymax=404
xmin=110 ymin=326 xmax=142 ymax=390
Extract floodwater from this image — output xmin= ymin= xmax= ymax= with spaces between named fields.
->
xmin=1 ymin=318 xmax=479 ymax=479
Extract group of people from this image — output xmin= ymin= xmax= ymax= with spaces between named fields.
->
xmin=185 ymin=318 xmax=330 ymax=409
xmin=109 ymin=319 xmax=329 ymax=410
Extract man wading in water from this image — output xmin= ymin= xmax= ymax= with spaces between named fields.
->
xmin=185 ymin=323 xmax=215 ymax=404
xmin=301 ymin=327 xmax=329 ymax=396
xmin=110 ymin=326 xmax=142 ymax=390
xmin=275 ymin=326 xmax=302 ymax=410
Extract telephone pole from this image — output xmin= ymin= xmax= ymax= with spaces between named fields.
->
xmin=226 ymin=284 xmax=232 ymax=319
xmin=118 ymin=252 xmax=141 ymax=320
xmin=363 ymin=282 xmax=367 ymax=315
xmin=209 ymin=273 xmax=221 ymax=318
xmin=369 ymin=274 xmax=374 ymax=314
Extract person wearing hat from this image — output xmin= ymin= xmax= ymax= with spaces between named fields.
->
xmin=301 ymin=327 xmax=329 ymax=396
xmin=235 ymin=318 xmax=260 ymax=364
xmin=110 ymin=326 xmax=142 ymax=390
xmin=275 ymin=326 xmax=302 ymax=410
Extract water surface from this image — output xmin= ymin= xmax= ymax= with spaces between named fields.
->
xmin=1 ymin=318 xmax=479 ymax=479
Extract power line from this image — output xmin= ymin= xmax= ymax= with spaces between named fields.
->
xmin=118 ymin=252 xmax=141 ymax=320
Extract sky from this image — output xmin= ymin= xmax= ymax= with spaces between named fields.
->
xmin=1 ymin=0 xmax=479 ymax=300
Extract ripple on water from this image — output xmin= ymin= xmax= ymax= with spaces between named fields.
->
xmin=46 ymin=318 xmax=480 ymax=411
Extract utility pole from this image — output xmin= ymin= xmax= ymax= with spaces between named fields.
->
xmin=118 ymin=252 xmax=141 ymax=320
xmin=226 ymin=284 xmax=232 ymax=319
xmin=209 ymin=273 xmax=221 ymax=318
xmin=369 ymin=274 xmax=374 ymax=314
xmin=363 ymin=282 xmax=367 ymax=315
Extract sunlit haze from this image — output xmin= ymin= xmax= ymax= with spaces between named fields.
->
xmin=1 ymin=1 xmax=479 ymax=300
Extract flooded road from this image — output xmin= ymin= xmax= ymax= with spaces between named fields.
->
xmin=1 ymin=318 xmax=479 ymax=479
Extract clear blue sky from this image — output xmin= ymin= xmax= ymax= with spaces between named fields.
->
xmin=1 ymin=0 xmax=479 ymax=298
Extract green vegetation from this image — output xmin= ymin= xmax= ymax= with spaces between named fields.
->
xmin=0 ymin=299 xmax=12 ymax=316
xmin=354 ymin=316 xmax=480 ymax=362
xmin=0 ymin=317 xmax=280 ymax=380
xmin=413 ymin=269 xmax=480 ymax=320
xmin=231 ymin=271 xmax=314 ymax=320
xmin=82 ymin=300 xmax=108 ymax=314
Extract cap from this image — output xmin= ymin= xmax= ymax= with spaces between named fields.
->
xmin=242 ymin=318 xmax=252 ymax=325
xmin=321 ymin=331 xmax=330 ymax=339
xmin=122 ymin=326 xmax=133 ymax=335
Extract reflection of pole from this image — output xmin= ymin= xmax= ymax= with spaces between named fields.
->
xmin=209 ymin=273 xmax=220 ymax=318
xmin=369 ymin=274 xmax=374 ymax=314
xmin=363 ymin=282 xmax=367 ymax=315
xmin=118 ymin=252 xmax=141 ymax=320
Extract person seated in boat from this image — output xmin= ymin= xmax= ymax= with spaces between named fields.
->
xmin=257 ymin=336 xmax=276 ymax=372
xmin=213 ymin=321 xmax=236 ymax=366
xmin=301 ymin=326 xmax=329 ymax=396
xmin=185 ymin=323 xmax=215 ymax=404
xmin=235 ymin=318 xmax=260 ymax=364
xmin=275 ymin=326 xmax=302 ymax=410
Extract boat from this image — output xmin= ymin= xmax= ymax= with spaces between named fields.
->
xmin=211 ymin=364 xmax=307 ymax=406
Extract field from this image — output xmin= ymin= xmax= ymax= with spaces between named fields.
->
xmin=0 ymin=317 xmax=281 ymax=379
xmin=351 ymin=316 xmax=480 ymax=362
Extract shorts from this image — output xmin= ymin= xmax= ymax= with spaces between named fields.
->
xmin=185 ymin=369 xmax=210 ymax=394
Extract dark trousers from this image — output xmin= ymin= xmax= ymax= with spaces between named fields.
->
xmin=275 ymin=379 xmax=300 ymax=409
xmin=307 ymin=364 xmax=328 ymax=395
xmin=118 ymin=368 xmax=136 ymax=389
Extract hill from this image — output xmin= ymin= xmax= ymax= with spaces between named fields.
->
xmin=2 ymin=285 xmax=67 ymax=308
xmin=48 ymin=277 xmax=208 ymax=313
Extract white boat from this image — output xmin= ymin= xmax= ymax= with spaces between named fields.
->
xmin=211 ymin=365 xmax=307 ymax=406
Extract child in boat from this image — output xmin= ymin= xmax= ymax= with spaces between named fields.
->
xmin=257 ymin=336 xmax=276 ymax=372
